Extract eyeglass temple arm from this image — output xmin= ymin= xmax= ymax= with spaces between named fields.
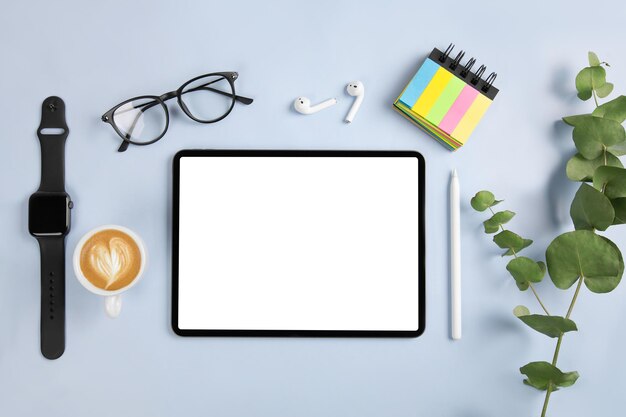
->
xmin=179 ymin=85 xmax=253 ymax=105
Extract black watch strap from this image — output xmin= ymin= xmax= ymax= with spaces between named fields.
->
xmin=37 ymin=97 xmax=68 ymax=192
xmin=38 ymin=237 xmax=66 ymax=359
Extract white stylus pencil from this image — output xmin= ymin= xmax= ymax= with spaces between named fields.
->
xmin=450 ymin=169 xmax=462 ymax=340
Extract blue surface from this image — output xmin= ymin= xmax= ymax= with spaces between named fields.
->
xmin=2 ymin=0 xmax=626 ymax=416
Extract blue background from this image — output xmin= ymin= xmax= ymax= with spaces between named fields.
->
xmin=2 ymin=0 xmax=626 ymax=416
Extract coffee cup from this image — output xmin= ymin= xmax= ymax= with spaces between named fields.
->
xmin=73 ymin=225 xmax=147 ymax=318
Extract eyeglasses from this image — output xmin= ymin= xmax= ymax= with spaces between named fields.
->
xmin=101 ymin=72 xmax=253 ymax=152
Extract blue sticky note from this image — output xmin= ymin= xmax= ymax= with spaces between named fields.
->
xmin=399 ymin=58 xmax=441 ymax=108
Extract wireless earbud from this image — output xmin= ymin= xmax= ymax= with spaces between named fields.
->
xmin=293 ymin=97 xmax=337 ymax=115
xmin=345 ymin=81 xmax=365 ymax=123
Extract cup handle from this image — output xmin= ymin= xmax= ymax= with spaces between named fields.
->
xmin=105 ymin=295 xmax=122 ymax=318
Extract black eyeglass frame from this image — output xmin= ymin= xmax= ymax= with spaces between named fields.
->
xmin=101 ymin=71 xmax=253 ymax=152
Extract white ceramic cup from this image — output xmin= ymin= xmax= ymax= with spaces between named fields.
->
xmin=73 ymin=225 xmax=147 ymax=318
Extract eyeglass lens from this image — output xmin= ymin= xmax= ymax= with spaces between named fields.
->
xmin=113 ymin=97 xmax=167 ymax=143
xmin=179 ymin=74 xmax=234 ymax=122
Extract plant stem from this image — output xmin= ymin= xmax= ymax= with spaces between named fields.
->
xmin=540 ymin=78 xmax=607 ymax=417
xmin=566 ymin=276 xmax=583 ymax=318
xmin=488 ymin=207 xmax=551 ymax=316
xmin=541 ymin=384 xmax=553 ymax=417
xmin=540 ymin=276 xmax=583 ymax=417
xmin=552 ymin=335 xmax=564 ymax=365
xmin=529 ymin=284 xmax=551 ymax=316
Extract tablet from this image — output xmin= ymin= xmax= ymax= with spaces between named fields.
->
xmin=172 ymin=150 xmax=425 ymax=337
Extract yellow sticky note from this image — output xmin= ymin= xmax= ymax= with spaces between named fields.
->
xmin=411 ymin=67 xmax=453 ymax=117
xmin=451 ymin=94 xmax=492 ymax=143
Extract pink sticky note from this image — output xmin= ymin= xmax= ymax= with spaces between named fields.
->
xmin=438 ymin=86 xmax=479 ymax=134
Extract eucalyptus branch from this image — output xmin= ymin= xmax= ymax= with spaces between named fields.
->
xmin=486 ymin=207 xmax=551 ymax=316
xmin=472 ymin=51 xmax=626 ymax=417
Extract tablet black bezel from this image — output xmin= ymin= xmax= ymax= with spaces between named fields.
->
xmin=172 ymin=149 xmax=426 ymax=337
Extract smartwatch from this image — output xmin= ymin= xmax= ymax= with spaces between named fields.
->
xmin=28 ymin=96 xmax=73 ymax=360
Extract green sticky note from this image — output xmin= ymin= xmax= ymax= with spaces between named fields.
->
xmin=425 ymin=75 xmax=465 ymax=126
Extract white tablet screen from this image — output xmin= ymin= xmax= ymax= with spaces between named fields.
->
xmin=175 ymin=153 xmax=423 ymax=334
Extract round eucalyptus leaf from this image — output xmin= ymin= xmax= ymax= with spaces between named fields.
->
xmin=575 ymin=67 xmax=594 ymax=101
xmin=609 ymin=141 xmax=626 ymax=156
xmin=601 ymin=236 xmax=625 ymax=285
xmin=517 ymin=314 xmax=578 ymax=338
xmin=588 ymin=51 xmax=601 ymax=67
xmin=562 ymin=114 xmax=592 ymax=127
xmin=513 ymin=305 xmax=530 ymax=317
xmin=570 ymin=183 xmax=615 ymax=231
xmin=483 ymin=220 xmax=499 ymax=234
xmin=520 ymin=361 xmax=579 ymax=391
xmin=537 ymin=260 xmax=546 ymax=275
xmin=471 ymin=191 xmax=498 ymax=212
xmin=546 ymin=230 xmax=624 ymax=293
xmin=501 ymin=239 xmax=533 ymax=257
xmin=507 ymin=257 xmax=545 ymax=291
xmin=596 ymin=82 xmax=614 ymax=98
xmin=612 ymin=198 xmax=626 ymax=225
xmin=483 ymin=210 xmax=515 ymax=234
xmin=566 ymin=152 xmax=623 ymax=182
xmin=575 ymin=66 xmax=606 ymax=101
xmin=572 ymin=116 xmax=625 ymax=159
xmin=593 ymin=166 xmax=626 ymax=199
xmin=592 ymin=95 xmax=626 ymax=123
xmin=494 ymin=230 xmax=523 ymax=250
xmin=490 ymin=210 xmax=515 ymax=224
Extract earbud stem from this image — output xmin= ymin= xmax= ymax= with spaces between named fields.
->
xmin=345 ymin=95 xmax=363 ymax=123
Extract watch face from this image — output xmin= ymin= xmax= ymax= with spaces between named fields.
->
xmin=28 ymin=192 xmax=71 ymax=236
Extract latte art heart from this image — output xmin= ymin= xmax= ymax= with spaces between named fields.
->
xmin=79 ymin=229 xmax=142 ymax=291
xmin=89 ymin=238 xmax=133 ymax=290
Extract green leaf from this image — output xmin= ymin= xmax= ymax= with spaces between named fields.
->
xmin=491 ymin=210 xmax=515 ymax=224
xmin=494 ymin=230 xmax=523 ymax=249
xmin=572 ymin=116 xmax=626 ymax=159
xmin=602 ymin=236 xmax=625 ymax=282
xmin=506 ymin=257 xmax=546 ymax=290
xmin=570 ymin=183 xmax=615 ymax=231
xmin=503 ymin=239 xmax=533 ymax=257
xmin=591 ymin=66 xmax=608 ymax=89
xmin=588 ymin=51 xmax=601 ymax=67
xmin=596 ymin=82 xmax=614 ymax=98
xmin=593 ymin=166 xmax=626 ymax=199
xmin=576 ymin=67 xmax=594 ymax=100
xmin=483 ymin=210 xmax=515 ymax=234
xmin=563 ymin=114 xmax=592 ymax=127
xmin=566 ymin=152 xmax=623 ymax=182
xmin=546 ymin=230 xmax=624 ymax=293
xmin=483 ymin=221 xmax=499 ymax=234
xmin=470 ymin=191 xmax=501 ymax=212
xmin=513 ymin=305 xmax=530 ymax=317
xmin=592 ymin=95 xmax=626 ymax=122
xmin=518 ymin=315 xmax=577 ymax=338
xmin=575 ymin=66 xmax=607 ymax=101
xmin=612 ymin=198 xmax=626 ymax=225
xmin=520 ymin=361 xmax=579 ymax=391
xmin=609 ymin=141 xmax=626 ymax=156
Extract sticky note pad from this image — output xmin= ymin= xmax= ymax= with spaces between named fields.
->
xmin=450 ymin=93 xmax=492 ymax=143
xmin=411 ymin=67 xmax=453 ymax=117
xmin=398 ymin=58 xmax=440 ymax=108
xmin=426 ymin=75 xmax=465 ymax=125
xmin=393 ymin=46 xmax=498 ymax=151
xmin=438 ymin=85 xmax=479 ymax=134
